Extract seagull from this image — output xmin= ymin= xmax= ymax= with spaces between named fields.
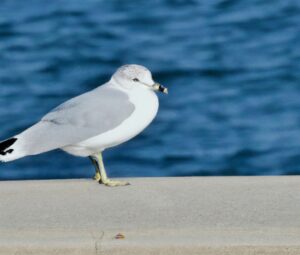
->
xmin=0 ymin=64 xmax=168 ymax=186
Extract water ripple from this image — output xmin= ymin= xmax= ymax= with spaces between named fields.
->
xmin=0 ymin=0 xmax=300 ymax=179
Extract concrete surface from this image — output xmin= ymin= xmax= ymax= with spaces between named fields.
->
xmin=0 ymin=176 xmax=299 ymax=254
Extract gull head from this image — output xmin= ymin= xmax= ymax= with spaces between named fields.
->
xmin=111 ymin=64 xmax=168 ymax=94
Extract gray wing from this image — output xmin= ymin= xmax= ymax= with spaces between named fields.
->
xmin=18 ymin=84 xmax=135 ymax=155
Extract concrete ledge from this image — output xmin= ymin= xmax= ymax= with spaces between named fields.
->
xmin=0 ymin=177 xmax=299 ymax=254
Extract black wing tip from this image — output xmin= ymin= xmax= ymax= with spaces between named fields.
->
xmin=0 ymin=138 xmax=17 ymax=156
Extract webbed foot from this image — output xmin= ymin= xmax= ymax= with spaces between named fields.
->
xmin=100 ymin=179 xmax=130 ymax=187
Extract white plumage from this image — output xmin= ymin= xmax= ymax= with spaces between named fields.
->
xmin=62 ymin=82 xmax=159 ymax=157
xmin=0 ymin=64 xmax=167 ymax=186
xmin=0 ymin=64 xmax=168 ymax=186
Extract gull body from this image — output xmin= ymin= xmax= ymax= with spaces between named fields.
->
xmin=0 ymin=64 xmax=168 ymax=186
xmin=63 ymin=80 xmax=159 ymax=157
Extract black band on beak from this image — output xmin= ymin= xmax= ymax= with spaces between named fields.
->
xmin=152 ymin=82 xmax=168 ymax=94
xmin=158 ymin=85 xmax=167 ymax=93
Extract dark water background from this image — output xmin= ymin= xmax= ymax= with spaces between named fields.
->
xmin=0 ymin=0 xmax=300 ymax=180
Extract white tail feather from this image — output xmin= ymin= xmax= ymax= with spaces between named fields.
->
xmin=0 ymin=137 xmax=25 ymax=162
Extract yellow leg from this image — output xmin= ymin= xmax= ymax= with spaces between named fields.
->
xmin=89 ymin=156 xmax=101 ymax=182
xmin=94 ymin=172 xmax=101 ymax=182
xmin=95 ymin=153 xmax=130 ymax=187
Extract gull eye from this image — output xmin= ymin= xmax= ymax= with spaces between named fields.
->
xmin=133 ymin=78 xmax=139 ymax=82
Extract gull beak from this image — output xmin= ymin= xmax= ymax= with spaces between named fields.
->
xmin=153 ymin=83 xmax=168 ymax=94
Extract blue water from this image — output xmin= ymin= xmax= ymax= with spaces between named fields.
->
xmin=0 ymin=0 xmax=300 ymax=180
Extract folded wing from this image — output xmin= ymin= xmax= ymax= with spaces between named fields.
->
xmin=16 ymin=84 xmax=135 ymax=156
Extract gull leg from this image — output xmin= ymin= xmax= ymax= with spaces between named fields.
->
xmin=95 ymin=152 xmax=130 ymax=187
xmin=89 ymin=156 xmax=101 ymax=182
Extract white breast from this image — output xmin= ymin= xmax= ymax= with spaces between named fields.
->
xmin=62 ymin=87 xmax=159 ymax=156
